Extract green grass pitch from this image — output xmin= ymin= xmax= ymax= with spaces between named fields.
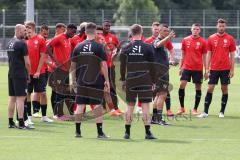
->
xmin=0 ymin=64 xmax=240 ymax=160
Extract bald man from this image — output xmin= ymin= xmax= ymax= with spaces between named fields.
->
xmin=7 ymin=24 xmax=31 ymax=129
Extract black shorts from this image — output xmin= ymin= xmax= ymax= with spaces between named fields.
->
xmin=126 ymin=83 xmax=153 ymax=104
xmin=208 ymin=70 xmax=230 ymax=85
xmin=154 ymin=73 xmax=169 ymax=94
xmin=27 ymin=73 xmax=47 ymax=93
xmin=180 ymin=69 xmax=203 ymax=84
xmin=8 ymin=77 xmax=27 ymax=96
xmin=76 ymin=85 xmax=104 ymax=105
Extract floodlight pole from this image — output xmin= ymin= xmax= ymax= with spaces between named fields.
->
xmin=26 ymin=0 xmax=34 ymax=21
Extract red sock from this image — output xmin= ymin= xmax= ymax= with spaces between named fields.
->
xmin=137 ymin=101 xmax=142 ymax=108
xmin=73 ymin=102 xmax=77 ymax=112
xmin=90 ymin=104 xmax=94 ymax=110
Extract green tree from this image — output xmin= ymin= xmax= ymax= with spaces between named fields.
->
xmin=114 ymin=0 xmax=159 ymax=26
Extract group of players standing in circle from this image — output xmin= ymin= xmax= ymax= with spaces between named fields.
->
xmin=7 ymin=18 xmax=235 ymax=139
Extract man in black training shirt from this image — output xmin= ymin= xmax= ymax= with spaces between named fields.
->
xmin=7 ymin=24 xmax=31 ymax=129
xmin=151 ymin=24 xmax=175 ymax=125
xmin=120 ymin=24 xmax=156 ymax=140
xmin=70 ymin=22 xmax=110 ymax=138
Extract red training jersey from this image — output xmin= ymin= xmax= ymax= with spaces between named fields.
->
xmin=144 ymin=36 xmax=173 ymax=51
xmin=207 ymin=33 xmax=236 ymax=70
xmin=70 ymin=33 xmax=87 ymax=52
xmin=101 ymin=33 xmax=120 ymax=67
xmin=26 ymin=34 xmax=47 ymax=75
xmin=181 ymin=35 xmax=207 ymax=71
xmin=48 ymin=33 xmax=71 ymax=71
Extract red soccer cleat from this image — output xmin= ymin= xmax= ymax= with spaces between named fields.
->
xmin=166 ymin=109 xmax=174 ymax=116
xmin=176 ymin=107 xmax=185 ymax=115
xmin=115 ymin=108 xmax=124 ymax=114
xmin=191 ymin=109 xmax=200 ymax=116
xmin=109 ymin=110 xmax=122 ymax=116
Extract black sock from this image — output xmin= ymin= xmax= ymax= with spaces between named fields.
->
xmin=32 ymin=101 xmax=40 ymax=113
xmin=157 ymin=109 xmax=163 ymax=121
xmin=152 ymin=108 xmax=157 ymax=120
xmin=145 ymin=125 xmax=151 ymax=135
xmin=178 ymin=88 xmax=185 ymax=108
xmin=165 ymin=93 xmax=171 ymax=110
xmin=23 ymin=105 xmax=28 ymax=121
xmin=51 ymin=91 xmax=57 ymax=115
xmin=153 ymin=108 xmax=157 ymax=115
xmin=125 ymin=125 xmax=131 ymax=135
xmin=19 ymin=118 xmax=24 ymax=127
xmin=41 ymin=104 xmax=47 ymax=117
xmin=75 ymin=123 xmax=81 ymax=134
xmin=96 ymin=123 xmax=103 ymax=135
xmin=204 ymin=92 xmax=213 ymax=114
xmin=26 ymin=101 xmax=32 ymax=116
xmin=220 ymin=94 xmax=228 ymax=114
xmin=9 ymin=118 xmax=14 ymax=124
xmin=194 ymin=90 xmax=202 ymax=110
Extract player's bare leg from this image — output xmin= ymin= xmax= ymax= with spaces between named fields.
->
xmin=8 ymin=97 xmax=17 ymax=128
xmin=93 ymin=104 xmax=108 ymax=139
xmin=142 ymin=103 xmax=157 ymax=139
xmin=74 ymin=104 xmax=85 ymax=138
xmin=124 ymin=102 xmax=134 ymax=139
xmin=156 ymin=92 xmax=168 ymax=125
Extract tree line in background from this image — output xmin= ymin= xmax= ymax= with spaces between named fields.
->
xmin=1 ymin=0 xmax=240 ymax=10
xmin=1 ymin=0 xmax=240 ymax=32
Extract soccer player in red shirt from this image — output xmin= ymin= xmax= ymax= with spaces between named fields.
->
xmin=70 ymin=22 xmax=87 ymax=52
xmin=177 ymin=23 xmax=207 ymax=116
xmin=47 ymin=24 xmax=77 ymax=120
xmin=144 ymin=22 xmax=175 ymax=117
xmin=46 ymin=23 xmax=66 ymax=120
xmin=25 ymin=21 xmax=53 ymax=124
xmin=31 ymin=24 xmax=50 ymax=119
xmin=102 ymin=20 xmax=123 ymax=116
xmin=198 ymin=19 xmax=236 ymax=118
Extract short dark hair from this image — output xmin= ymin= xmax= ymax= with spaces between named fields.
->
xmin=96 ymin=25 xmax=103 ymax=31
xmin=152 ymin=21 xmax=160 ymax=27
xmin=56 ymin=23 xmax=66 ymax=29
xmin=85 ymin=22 xmax=97 ymax=34
xmin=103 ymin=19 xmax=111 ymax=24
xmin=25 ymin=21 xmax=36 ymax=29
xmin=67 ymin=23 xmax=77 ymax=30
xmin=192 ymin=23 xmax=201 ymax=27
xmin=130 ymin=24 xmax=143 ymax=36
xmin=160 ymin=23 xmax=169 ymax=28
xmin=40 ymin=23 xmax=49 ymax=31
xmin=217 ymin=18 xmax=227 ymax=24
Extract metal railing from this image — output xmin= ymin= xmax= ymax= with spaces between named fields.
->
xmin=1 ymin=9 xmax=240 ymax=49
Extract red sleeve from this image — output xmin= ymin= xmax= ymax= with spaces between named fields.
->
xmin=207 ymin=37 xmax=212 ymax=52
xmin=144 ymin=38 xmax=150 ymax=44
xmin=229 ymin=37 xmax=236 ymax=52
xmin=166 ymin=40 xmax=173 ymax=51
xmin=48 ymin=35 xmax=61 ymax=47
xmin=112 ymin=35 xmax=120 ymax=48
xmin=40 ymin=37 xmax=47 ymax=54
xmin=202 ymin=39 xmax=207 ymax=54
xmin=181 ymin=39 xmax=185 ymax=51
xmin=70 ymin=37 xmax=75 ymax=51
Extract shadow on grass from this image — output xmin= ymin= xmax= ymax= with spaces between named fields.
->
xmin=169 ymin=124 xmax=211 ymax=129
xmin=84 ymin=137 xmax=190 ymax=144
